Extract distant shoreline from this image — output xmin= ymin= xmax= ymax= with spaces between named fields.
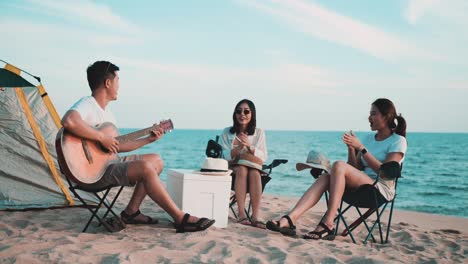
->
xmin=121 ymin=128 xmax=468 ymax=134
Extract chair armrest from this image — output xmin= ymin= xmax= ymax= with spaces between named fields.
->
xmin=262 ymin=159 xmax=288 ymax=171
xmin=378 ymin=161 xmax=401 ymax=180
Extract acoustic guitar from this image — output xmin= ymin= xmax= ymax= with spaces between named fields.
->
xmin=56 ymin=120 xmax=173 ymax=185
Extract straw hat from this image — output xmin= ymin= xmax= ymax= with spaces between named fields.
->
xmin=296 ymin=150 xmax=331 ymax=173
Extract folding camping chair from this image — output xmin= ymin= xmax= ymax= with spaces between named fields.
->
xmin=56 ymin=160 xmax=124 ymax=232
xmin=63 ymin=175 xmax=125 ymax=232
xmin=334 ymin=161 xmax=403 ymax=244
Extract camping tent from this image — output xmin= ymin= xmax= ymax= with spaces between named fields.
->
xmin=0 ymin=60 xmax=92 ymax=210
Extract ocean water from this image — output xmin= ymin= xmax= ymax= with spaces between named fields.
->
xmin=121 ymin=129 xmax=468 ymax=218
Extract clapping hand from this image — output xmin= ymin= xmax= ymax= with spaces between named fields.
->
xmin=236 ymin=132 xmax=251 ymax=148
xmin=342 ymin=130 xmax=363 ymax=150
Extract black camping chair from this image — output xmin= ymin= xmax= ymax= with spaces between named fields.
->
xmin=59 ymin=165 xmax=125 ymax=233
xmin=334 ymin=161 xmax=403 ymax=244
xmin=205 ymin=135 xmax=288 ymax=222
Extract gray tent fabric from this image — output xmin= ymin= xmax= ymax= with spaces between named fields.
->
xmin=0 ymin=61 xmax=96 ymax=210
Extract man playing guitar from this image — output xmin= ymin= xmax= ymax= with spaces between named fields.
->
xmin=60 ymin=60 xmax=214 ymax=232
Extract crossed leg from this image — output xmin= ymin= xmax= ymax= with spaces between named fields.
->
xmin=272 ymin=161 xmax=374 ymax=237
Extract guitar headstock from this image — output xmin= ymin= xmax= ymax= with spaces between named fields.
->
xmin=154 ymin=119 xmax=174 ymax=133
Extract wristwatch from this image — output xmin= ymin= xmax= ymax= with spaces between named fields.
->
xmin=360 ymin=147 xmax=368 ymax=155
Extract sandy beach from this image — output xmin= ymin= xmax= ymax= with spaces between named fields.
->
xmin=0 ymin=189 xmax=466 ymax=263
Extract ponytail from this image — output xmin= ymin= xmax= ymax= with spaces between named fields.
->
xmin=394 ymin=114 xmax=406 ymax=138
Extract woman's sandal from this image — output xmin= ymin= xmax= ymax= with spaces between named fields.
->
xmin=237 ymin=217 xmax=251 ymax=226
xmin=175 ymin=213 xmax=215 ymax=233
xmin=250 ymin=220 xmax=266 ymax=229
xmin=120 ymin=209 xmax=159 ymax=225
xmin=303 ymin=222 xmax=336 ymax=240
xmin=266 ymin=215 xmax=296 ymax=237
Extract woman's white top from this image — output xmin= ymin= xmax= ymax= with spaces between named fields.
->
xmin=220 ymin=127 xmax=267 ymax=163
xmin=360 ymin=133 xmax=407 ymax=201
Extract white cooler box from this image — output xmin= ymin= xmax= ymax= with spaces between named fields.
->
xmin=167 ymin=169 xmax=232 ymax=228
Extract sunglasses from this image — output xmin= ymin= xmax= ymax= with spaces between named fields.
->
xmin=235 ymin=109 xmax=251 ymax=115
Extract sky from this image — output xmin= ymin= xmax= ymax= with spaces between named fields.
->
xmin=1 ymin=0 xmax=467 ymax=133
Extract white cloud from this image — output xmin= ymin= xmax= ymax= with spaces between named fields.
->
xmin=404 ymin=0 xmax=468 ymax=27
xmin=25 ymin=0 xmax=142 ymax=34
xmin=237 ymin=0 xmax=431 ymax=61
xmin=115 ymin=56 xmax=340 ymax=94
xmin=404 ymin=0 xmax=440 ymax=24
xmin=0 ymin=18 xmax=143 ymax=47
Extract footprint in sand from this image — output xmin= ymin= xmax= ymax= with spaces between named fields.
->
xmin=13 ymin=220 xmax=30 ymax=229
xmin=439 ymin=240 xmax=461 ymax=252
xmin=438 ymin=229 xmax=461 ymax=234
xmin=0 ymin=227 xmax=14 ymax=237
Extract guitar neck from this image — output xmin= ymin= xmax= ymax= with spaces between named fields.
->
xmin=116 ymin=126 xmax=154 ymax=143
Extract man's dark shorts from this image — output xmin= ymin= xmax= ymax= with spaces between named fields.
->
xmin=81 ymin=154 xmax=142 ymax=190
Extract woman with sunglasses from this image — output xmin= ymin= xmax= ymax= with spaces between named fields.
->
xmin=220 ymin=99 xmax=268 ymax=229
xmin=266 ymin=98 xmax=407 ymax=240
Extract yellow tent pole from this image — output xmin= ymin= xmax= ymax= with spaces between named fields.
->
xmin=5 ymin=63 xmax=21 ymax=75
xmin=15 ymin=88 xmax=74 ymax=205
xmin=36 ymin=84 xmax=62 ymax=128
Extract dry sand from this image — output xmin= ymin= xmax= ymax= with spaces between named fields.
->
xmin=0 ymin=189 xmax=466 ymax=263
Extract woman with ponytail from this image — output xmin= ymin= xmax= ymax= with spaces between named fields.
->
xmin=267 ymin=98 xmax=407 ymax=240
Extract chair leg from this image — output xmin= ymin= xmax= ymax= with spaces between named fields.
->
xmin=229 ymin=194 xmax=238 ymax=219
xmin=335 ymin=200 xmax=343 ymax=236
xmin=363 ymin=203 xmax=388 ymax=244
xmin=376 ymin=208 xmax=385 ymax=244
xmin=88 ymin=188 xmax=115 ymax=232
xmin=339 ymin=209 xmax=356 ymax=243
xmin=246 ymin=201 xmax=253 ymax=222
xmin=341 ymin=208 xmax=375 ymax=236
xmin=100 ymin=186 xmax=124 ymax=220
xmin=335 ymin=201 xmax=358 ymax=243
xmin=356 ymin=207 xmax=377 ymax=243
xmin=68 ymin=187 xmax=105 ymax=232
xmin=74 ymin=187 xmax=115 ymax=232
xmin=335 ymin=203 xmax=353 ymax=233
xmin=385 ymin=200 xmax=396 ymax=243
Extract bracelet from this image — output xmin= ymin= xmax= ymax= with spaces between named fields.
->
xmin=249 ymin=145 xmax=254 ymax=153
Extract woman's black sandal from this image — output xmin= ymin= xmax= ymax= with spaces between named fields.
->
xmin=303 ymin=222 xmax=335 ymax=240
xmin=120 ymin=210 xmax=159 ymax=225
xmin=175 ymin=213 xmax=215 ymax=233
xmin=266 ymin=215 xmax=296 ymax=237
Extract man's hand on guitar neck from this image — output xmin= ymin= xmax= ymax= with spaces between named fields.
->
xmin=99 ymin=132 xmax=119 ymax=153
xmin=148 ymin=127 xmax=164 ymax=143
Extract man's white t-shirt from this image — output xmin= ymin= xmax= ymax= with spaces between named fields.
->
xmin=69 ymin=96 xmax=116 ymax=127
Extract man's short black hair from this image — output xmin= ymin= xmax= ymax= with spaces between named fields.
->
xmin=86 ymin=61 xmax=119 ymax=91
